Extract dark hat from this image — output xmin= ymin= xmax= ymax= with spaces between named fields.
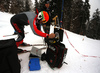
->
xmin=45 ymin=0 xmax=50 ymax=4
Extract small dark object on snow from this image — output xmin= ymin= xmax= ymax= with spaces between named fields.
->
xmin=19 ymin=42 xmax=32 ymax=46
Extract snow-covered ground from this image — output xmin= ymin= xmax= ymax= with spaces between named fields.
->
xmin=0 ymin=11 xmax=100 ymax=73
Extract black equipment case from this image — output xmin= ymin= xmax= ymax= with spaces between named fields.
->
xmin=45 ymin=43 xmax=67 ymax=68
xmin=41 ymin=28 xmax=68 ymax=68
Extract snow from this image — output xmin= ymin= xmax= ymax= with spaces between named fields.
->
xmin=0 ymin=11 xmax=100 ymax=73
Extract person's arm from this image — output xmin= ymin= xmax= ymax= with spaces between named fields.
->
xmin=33 ymin=15 xmax=49 ymax=37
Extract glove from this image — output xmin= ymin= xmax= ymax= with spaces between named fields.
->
xmin=45 ymin=33 xmax=58 ymax=44
xmin=48 ymin=33 xmax=55 ymax=38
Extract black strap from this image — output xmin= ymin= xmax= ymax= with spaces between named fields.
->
xmin=64 ymin=62 xmax=68 ymax=65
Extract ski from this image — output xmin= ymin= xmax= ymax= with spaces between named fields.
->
xmin=19 ymin=44 xmax=46 ymax=47
xmin=18 ymin=44 xmax=46 ymax=47
xmin=18 ymin=50 xmax=30 ymax=54
xmin=3 ymin=32 xmax=29 ymax=37
xmin=32 ymin=44 xmax=46 ymax=46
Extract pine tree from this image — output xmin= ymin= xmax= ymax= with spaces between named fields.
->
xmin=62 ymin=0 xmax=72 ymax=30
xmin=29 ymin=0 xmax=34 ymax=11
xmin=34 ymin=0 xmax=38 ymax=11
xmin=0 ymin=0 xmax=34 ymax=14
xmin=38 ymin=0 xmax=45 ymax=12
xmin=25 ymin=0 xmax=34 ymax=11
xmin=18 ymin=1 xmax=25 ymax=12
xmin=10 ymin=0 xmax=19 ymax=14
xmin=86 ymin=9 xmax=100 ymax=39
xmin=25 ymin=0 xmax=31 ymax=11
xmin=62 ymin=0 xmax=90 ymax=35
xmin=0 ymin=0 xmax=10 ymax=12
xmin=51 ymin=0 xmax=62 ymax=19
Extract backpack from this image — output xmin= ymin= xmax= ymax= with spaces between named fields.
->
xmin=41 ymin=27 xmax=67 ymax=68
xmin=41 ymin=43 xmax=67 ymax=68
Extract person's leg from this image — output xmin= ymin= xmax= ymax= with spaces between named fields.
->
xmin=10 ymin=14 xmax=32 ymax=47
xmin=16 ymin=40 xmax=23 ymax=47
xmin=10 ymin=15 xmax=25 ymax=47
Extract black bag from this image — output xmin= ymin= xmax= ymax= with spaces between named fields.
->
xmin=45 ymin=43 xmax=67 ymax=68
xmin=0 ymin=39 xmax=20 ymax=73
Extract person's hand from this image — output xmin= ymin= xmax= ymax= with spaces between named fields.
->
xmin=48 ymin=33 xmax=55 ymax=38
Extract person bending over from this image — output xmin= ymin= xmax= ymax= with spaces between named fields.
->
xmin=10 ymin=11 xmax=55 ymax=47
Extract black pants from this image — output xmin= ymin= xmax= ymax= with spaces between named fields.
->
xmin=0 ymin=39 xmax=20 ymax=73
xmin=10 ymin=14 xmax=28 ymax=41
